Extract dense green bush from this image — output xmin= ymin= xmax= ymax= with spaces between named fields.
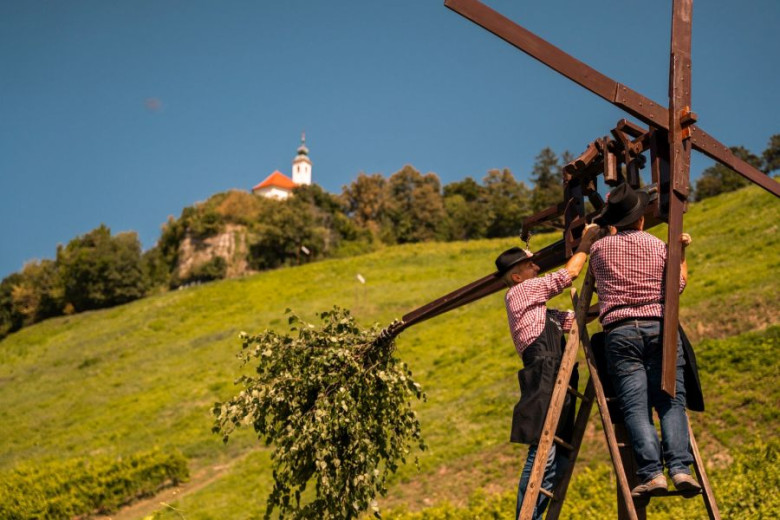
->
xmin=714 ymin=440 xmax=780 ymax=519
xmin=0 ymin=225 xmax=151 ymax=340
xmin=182 ymin=206 xmax=224 ymax=239
xmin=248 ymin=197 xmax=330 ymax=270
xmin=0 ymin=260 xmax=64 ymax=340
xmin=56 ymin=225 xmax=149 ymax=312
xmin=0 ymin=272 xmax=25 ymax=338
xmin=185 ymin=256 xmax=228 ymax=284
xmin=213 ymin=307 xmax=426 ymax=519
xmin=0 ymin=449 xmax=188 ymax=520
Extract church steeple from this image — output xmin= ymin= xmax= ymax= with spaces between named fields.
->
xmin=292 ymin=132 xmax=312 ymax=186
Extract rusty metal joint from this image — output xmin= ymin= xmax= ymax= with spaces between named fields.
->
xmin=679 ymin=105 xmax=697 ymax=140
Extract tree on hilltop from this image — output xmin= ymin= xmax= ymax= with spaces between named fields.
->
xmin=57 ymin=225 xmax=148 ymax=312
xmin=10 ymin=260 xmax=63 ymax=326
xmin=341 ymin=173 xmax=387 ymax=237
xmin=762 ymin=134 xmax=780 ymax=174
xmin=482 ymin=168 xmax=531 ymax=238
xmin=443 ymin=177 xmax=490 ymax=240
xmin=384 ymin=165 xmax=447 ymax=243
xmin=0 ymin=273 xmax=24 ymax=339
xmin=249 ymin=196 xmax=328 ymax=270
xmin=694 ymin=145 xmax=763 ymax=201
xmin=530 ymin=147 xmax=562 ymax=213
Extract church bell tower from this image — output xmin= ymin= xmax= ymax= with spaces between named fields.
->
xmin=291 ymin=132 xmax=312 ymax=186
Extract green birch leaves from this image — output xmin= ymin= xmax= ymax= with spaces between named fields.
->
xmin=213 ymin=307 xmax=426 ymax=519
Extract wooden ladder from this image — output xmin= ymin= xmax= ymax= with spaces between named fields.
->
xmin=518 ymin=271 xmax=720 ymax=520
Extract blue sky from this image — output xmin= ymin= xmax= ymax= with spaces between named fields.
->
xmin=1 ymin=0 xmax=778 ymax=279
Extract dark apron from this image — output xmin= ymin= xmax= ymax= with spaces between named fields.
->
xmin=678 ymin=326 xmax=704 ymax=412
xmin=510 ymin=310 xmax=579 ymax=444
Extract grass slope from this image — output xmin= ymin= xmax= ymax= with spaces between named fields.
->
xmin=0 ymin=185 xmax=777 ymax=519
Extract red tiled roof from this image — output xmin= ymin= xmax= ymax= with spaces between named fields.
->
xmin=252 ymin=170 xmax=295 ymax=191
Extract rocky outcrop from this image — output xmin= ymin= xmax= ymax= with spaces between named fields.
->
xmin=175 ymin=224 xmax=250 ymax=281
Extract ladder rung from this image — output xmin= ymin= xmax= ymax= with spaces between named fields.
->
xmin=657 ymin=490 xmax=703 ymax=498
xmin=554 ymin=436 xmax=575 ymax=451
xmin=616 ymin=442 xmax=627 ymax=448
xmin=605 ymin=396 xmax=617 ymax=403
xmin=567 ymin=385 xmax=590 ymax=402
xmin=539 ymin=487 xmax=554 ymax=499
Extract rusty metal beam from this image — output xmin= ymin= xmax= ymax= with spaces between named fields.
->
xmin=520 ymin=203 xmax=567 ymax=245
xmin=661 ymin=0 xmax=693 ymax=397
xmin=690 ymin=126 xmax=780 ymax=195
xmin=396 ymin=238 xmax=567 ymax=333
xmin=443 ymin=0 xmax=780 ymax=198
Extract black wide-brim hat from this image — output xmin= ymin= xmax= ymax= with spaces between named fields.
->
xmin=593 ymin=183 xmax=649 ymax=227
xmin=495 ymin=247 xmax=533 ymax=274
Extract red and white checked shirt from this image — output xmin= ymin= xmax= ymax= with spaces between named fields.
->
xmin=505 ymin=268 xmax=575 ymax=356
xmin=589 ymin=230 xmax=686 ymax=326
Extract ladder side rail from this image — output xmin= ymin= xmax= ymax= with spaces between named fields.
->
xmin=544 ymin=379 xmax=595 ymax=520
xmin=520 ymin=271 xmax=596 ymax=519
xmin=543 ymin=268 xmax=598 ymax=518
xmin=615 ymin=423 xmax=648 ymax=520
xmin=688 ymin=416 xmax=721 ymax=519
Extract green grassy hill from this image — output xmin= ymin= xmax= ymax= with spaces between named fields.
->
xmin=1 ymin=185 xmax=778 ymax=519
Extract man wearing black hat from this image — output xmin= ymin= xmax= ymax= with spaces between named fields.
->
xmin=589 ymin=182 xmax=700 ymax=498
xmin=496 ymin=223 xmax=599 ymax=520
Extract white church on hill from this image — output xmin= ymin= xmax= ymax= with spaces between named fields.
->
xmin=252 ymin=133 xmax=312 ymax=200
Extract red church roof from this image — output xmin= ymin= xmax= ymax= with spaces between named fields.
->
xmin=253 ymin=170 xmax=296 ymax=191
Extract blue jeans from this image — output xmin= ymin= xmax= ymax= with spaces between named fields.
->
xmin=605 ymin=320 xmax=694 ymax=483
xmin=516 ymin=444 xmax=568 ymax=520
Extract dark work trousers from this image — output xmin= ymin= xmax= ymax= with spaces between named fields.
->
xmin=604 ymin=319 xmax=694 ymax=483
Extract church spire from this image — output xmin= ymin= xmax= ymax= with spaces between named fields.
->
xmin=292 ymin=131 xmax=312 ymax=186
xmin=297 ymin=131 xmax=308 ymax=156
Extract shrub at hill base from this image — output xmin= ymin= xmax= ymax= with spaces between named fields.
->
xmin=213 ymin=307 xmax=427 ymax=520
xmin=0 ymin=449 xmax=189 ymax=520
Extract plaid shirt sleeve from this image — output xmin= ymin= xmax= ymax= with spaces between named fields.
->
xmin=505 ymin=268 xmax=573 ymax=355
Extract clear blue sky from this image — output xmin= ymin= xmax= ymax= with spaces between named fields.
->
xmin=1 ymin=0 xmax=778 ymax=279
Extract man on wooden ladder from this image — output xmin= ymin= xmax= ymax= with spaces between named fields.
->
xmin=495 ymin=223 xmax=599 ymax=520
xmin=589 ymin=183 xmax=704 ymax=498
